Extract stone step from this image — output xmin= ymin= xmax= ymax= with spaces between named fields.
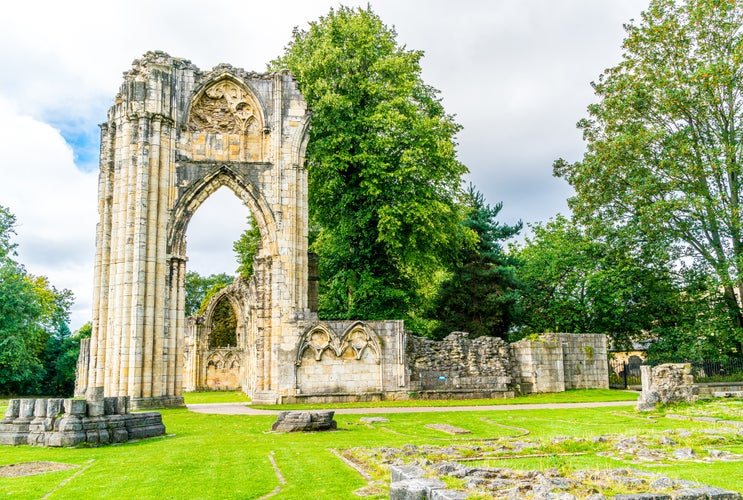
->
xmin=714 ymin=391 xmax=743 ymax=398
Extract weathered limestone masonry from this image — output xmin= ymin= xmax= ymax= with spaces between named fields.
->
xmin=510 ymin=333 xmax=609 ymax=393
xmin=0 ymin=389 xmax=165 ymax=447
xmin=638 ymin=363 xmax=696 ymax=411
xmin=406 ymin=332 xmax=514 ymax=398
xmin=77 ymin=51 xmax=313 ymax=408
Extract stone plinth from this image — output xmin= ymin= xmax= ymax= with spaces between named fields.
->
xmin=0 ymin=391 xmax=165 ymax=447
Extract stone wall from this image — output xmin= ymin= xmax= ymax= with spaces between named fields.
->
xmin=406 ymin=332 xmax=513 ymax=397
xmin=509 ymin=333 xmax=609 ymax=394
xmin=0 ymin=390 xmax=165 ymax=447
xmin=287 ymin=320 xmax=406 ymax=404
xmin=549 ymin=333 xmax=609 ymax=389
xmin=510 ymin=336 xmax=565 ymax=393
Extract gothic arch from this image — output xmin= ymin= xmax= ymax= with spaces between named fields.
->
xmin=291 ymin=114 xmax=312 ymax=167
xmin=167 ymin=164 xmax=278 ymax=258
xmin=201 ymin=281 xmax=246 ymax=349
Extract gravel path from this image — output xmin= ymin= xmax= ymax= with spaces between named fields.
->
xmin=187 ymin=400 xmax=637 ymax=415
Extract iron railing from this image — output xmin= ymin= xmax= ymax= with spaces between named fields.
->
xmin=609 ymin=357 xmax=743 ymax=389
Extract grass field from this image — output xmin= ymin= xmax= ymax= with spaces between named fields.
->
xmin=250 ymin=388 xmax=639 ymax=410
xmin=0 ymin=392 xmax=741 ymax=498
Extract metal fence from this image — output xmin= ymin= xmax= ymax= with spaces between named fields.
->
xmin=608 ymin=358 xmax=642 ymax=389
xmin=609 ymin=357 xmax=743 ymax=389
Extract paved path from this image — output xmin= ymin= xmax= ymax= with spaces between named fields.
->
xmin=187 ymin=400 xmax=637 ymax=415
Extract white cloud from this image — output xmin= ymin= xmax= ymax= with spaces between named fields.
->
xmin=0 ymin=98 xmax=98 ymax=330
xmin=0 ymin=0 xmax=652 ymax=329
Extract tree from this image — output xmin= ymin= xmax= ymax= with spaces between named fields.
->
xmin=554 ymin=0 xmax=743 ymax=349
xmin=513 ymin=216 xmax=682 ymax=348
xmin=430 ymin=187 xmax=521 ymax=339
xmin=42 ymin=322 xmax=92 ymax=397
xmin=271 ymin=6 xmax=470 ymax=325
xmin=233 ymin=214 xmax=260 ymax=279
xmin=184 ymin=272 xmax=233 ymax=316
xmin=0 ymin=205 xmax=73 ymax=395
xmin=209 ymin=298 xmax=238 ymax=348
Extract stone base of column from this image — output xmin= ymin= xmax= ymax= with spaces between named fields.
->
xmin=130 ymin=396 xmax=185 ymax=410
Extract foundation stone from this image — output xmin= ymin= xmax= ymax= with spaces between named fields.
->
xmin=0 ymin=389 xmax=165 ymax=447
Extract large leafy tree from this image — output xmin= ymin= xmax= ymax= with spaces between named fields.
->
xmin=430 ymin=187 xmax=521 ymax=339
xmin=0 ymin=205 xmax=73 ymax=395
xmin=271 ymin=6 xmax=470 ymax=324
xmin=554 ymin=0 xmax=743 ymax=347
xmin=513 ymin=216 xmax=683 ymax=348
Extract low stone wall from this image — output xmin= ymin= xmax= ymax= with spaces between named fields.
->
xmin=696 ymin=382 xmax=743 ymax=398
xmin=406 ymin=332 xmax=513 ymax=396
xmin=0 ymin=391 xmax=165 ymax=447
xmin=510 ymin=334 xmax=609 ymax=394
xmin=294 ymin=320 xmax=406 ymax=398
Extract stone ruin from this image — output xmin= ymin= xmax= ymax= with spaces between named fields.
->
xmin=389 ymin=464 xmax=742 ymax=499
xmin=74 ymin=51 xmax=611 ymax=407
xmin=637 ymin=363 xmax=697 ymax=411
xmin=0 ymin=388 xmax=165 ymax=447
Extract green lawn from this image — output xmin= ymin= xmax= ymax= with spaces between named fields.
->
xmin=249 ymin=388 xmax=639 ymax=410
xmin=0 ymin=396 xmax=741 ymax=498
xmin=182 ymin=390 xmax=251 ymax=404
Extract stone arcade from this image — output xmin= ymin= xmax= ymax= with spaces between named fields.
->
xmin=77 ymin=52 xmax=607 ymax=408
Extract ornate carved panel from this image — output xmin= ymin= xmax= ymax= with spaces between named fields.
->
xmin=189 ymin=80 xmax=262 ymax=134
xmin=186 ymin=78 xmax=267 ymax=162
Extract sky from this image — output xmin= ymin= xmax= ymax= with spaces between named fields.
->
xmin=0 ymin=0 xmax=649 ymax=330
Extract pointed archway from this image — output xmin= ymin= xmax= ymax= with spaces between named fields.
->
xmin=81 ymin=52 xmax=312 ymax=408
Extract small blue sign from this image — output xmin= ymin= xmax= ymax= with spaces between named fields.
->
xmin=438 ymin=375 xmax=446 ymax=381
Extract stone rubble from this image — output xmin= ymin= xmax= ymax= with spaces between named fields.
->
xmin=270 ymin=411 xmax=337 ymax=432
xmin=638 ymin=364 xmax=696 ymax=411
xmin=390 ymin=464 xmax=742 ymax=499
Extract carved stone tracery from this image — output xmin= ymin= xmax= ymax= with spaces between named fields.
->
xmin=189 ymin=79 xmax=262 ymax=134
xmin=296 ymin=322 xmax=381 ymax=365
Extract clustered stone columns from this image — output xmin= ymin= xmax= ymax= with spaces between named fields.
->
xmin=80 ymin=51 xmax=312 ymax=407
xmin=85 ymin=64 xmax=186 ymax=408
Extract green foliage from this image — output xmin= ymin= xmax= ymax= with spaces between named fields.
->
xmin=42 ymin=322 xmax=91 ymax=397
xmin=646 ymin=271 xmax=742 ymax=361
xmin=513 ymin=216 xmax=681 ymax=348
xmin=0 ymin=205 xmax=74 ymax=396
xmin=272 ymin=6 xmax=470 ymax=323
xmin=184 ymin=271 xmax=233 ymax=316
xmin=554 ymin=0 xmax=743 ymax=345
xmin=208 ymin=298 xmax=237 ymax=348
xmin=430 ymin=186 xmax=522 ymax=339
xmin=233 ymin=213 xmax=260 ymax=279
